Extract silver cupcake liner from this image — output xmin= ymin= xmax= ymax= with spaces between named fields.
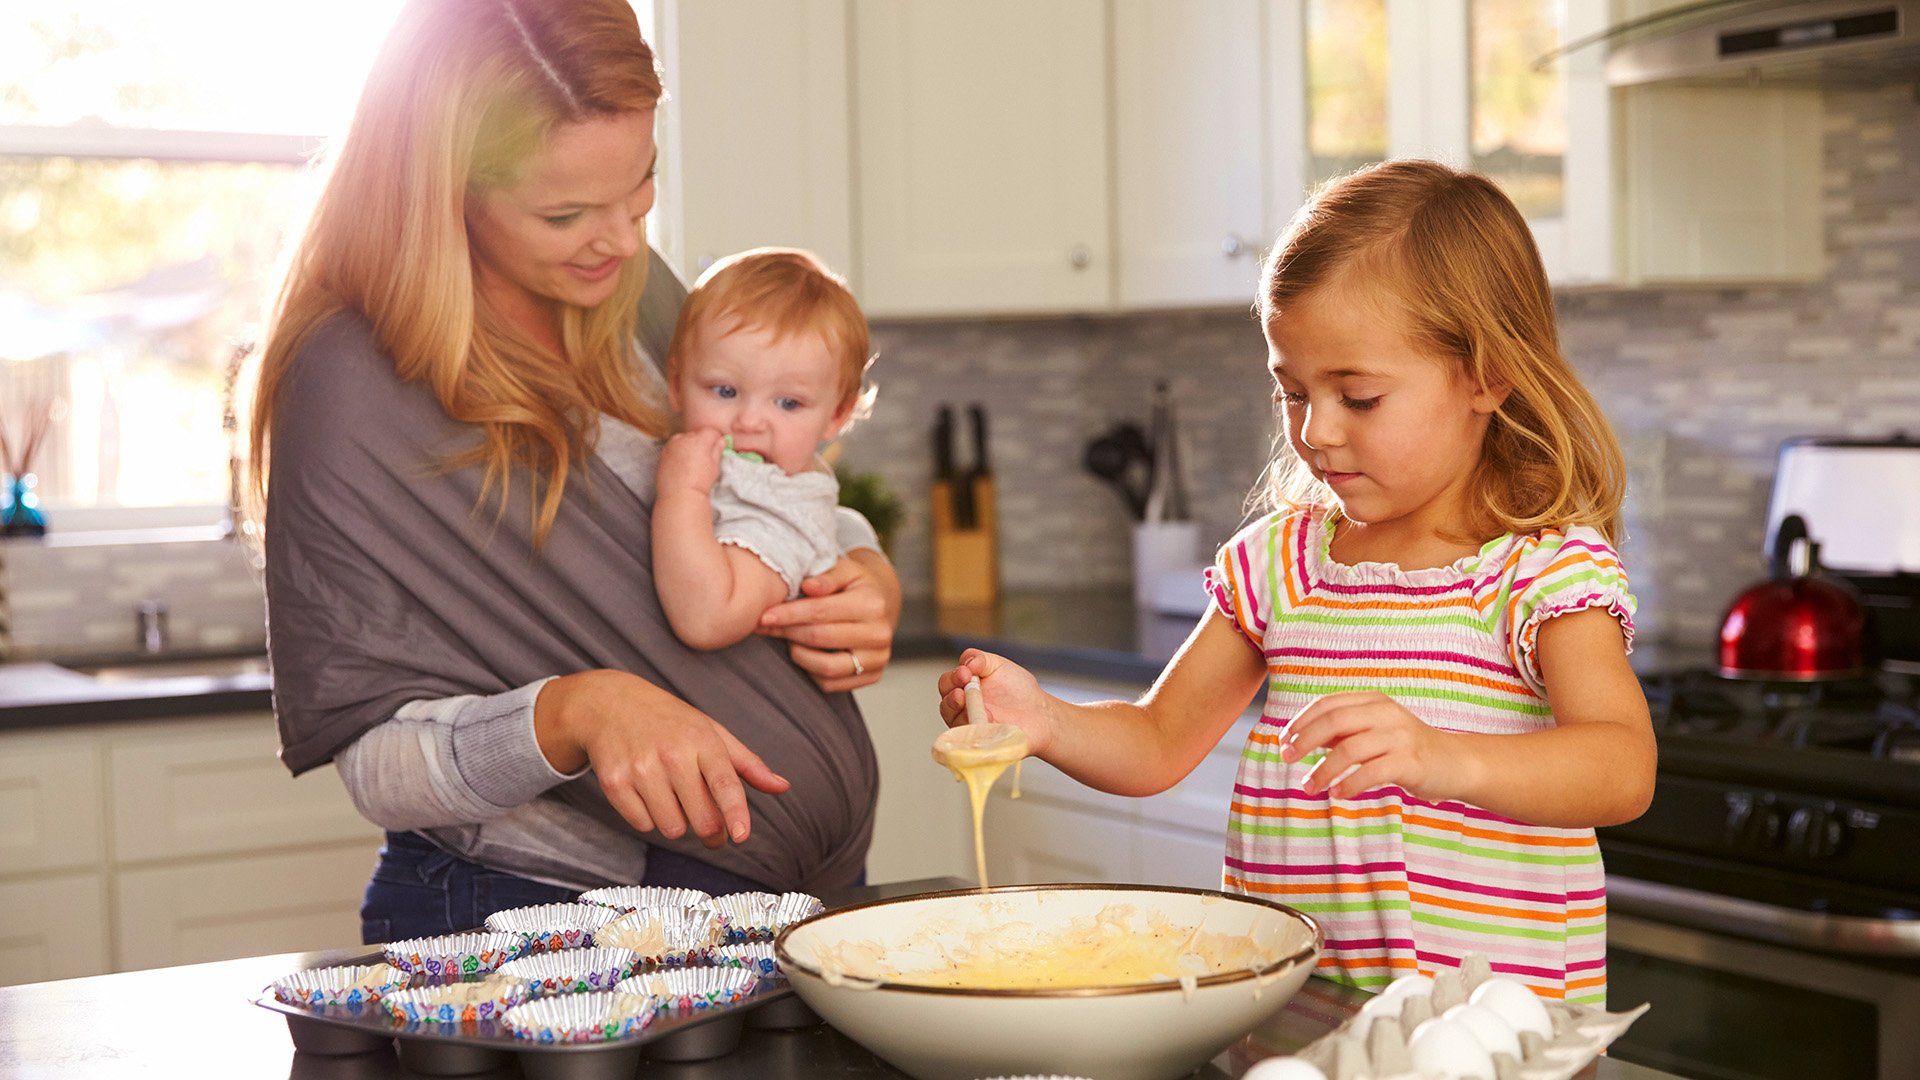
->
xmin=485 ymin=903 xmax=624 ymax=953
xmin=592 ymin=907 xmax=721 ymax=966
xmin=710 ymin=891 xmax=823 ymax=943
xmin=383 ymin=932 xmax=529 ymax=981
xmin=382 ymin=975 xmax=531 ymax=1026
xmin=614 ymin=966 xmax=757 ymax=1012
xmin=697 ymin=942 xmax=781 ymax=981
xmin=268 ymin=963 xmax=406 ymax=1011
xmin=496 ymin=948 xmax=639 ymax=998
xmin=576 ymin=885 xmax=713 ymax=913
xmin=502 ymin=991 xmax=659 ymax=1044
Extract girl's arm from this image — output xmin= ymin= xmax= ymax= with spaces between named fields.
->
xmin=1281 ymin=606 xmax=1656 ymax=827
xmin=653 ymin=430 xmax=792 ymax=650
xmin=938 ymin=609 xmax=1268 ymax=796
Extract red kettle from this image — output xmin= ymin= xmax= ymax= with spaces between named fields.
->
xmin=1718 ymin=513 xmax=1866 ymax=681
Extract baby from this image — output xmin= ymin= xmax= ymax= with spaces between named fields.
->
xmin=653 ymin=247 xmax=876 ymax=650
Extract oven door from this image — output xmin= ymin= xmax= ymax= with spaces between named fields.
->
xmin=1606 ymin=877 xmax=1920 ymax=1080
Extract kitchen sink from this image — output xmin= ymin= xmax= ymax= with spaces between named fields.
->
xmin=63 ymin=653 xmax=271 ymax=683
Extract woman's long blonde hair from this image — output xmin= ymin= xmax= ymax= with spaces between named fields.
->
xmin=1256 ymin=159 xmax=1627 ymax=545
xmin=248 ymin=0 xmax=668 ymax=545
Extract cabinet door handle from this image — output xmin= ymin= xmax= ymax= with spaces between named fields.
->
xmin=1221 ymin=234 xmax=1255 ymax=259
xmin=1068 ymin=244 xmax=1092 ymax=270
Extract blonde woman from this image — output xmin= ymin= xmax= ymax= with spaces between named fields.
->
xmin=250 ymin=0 xmax=897 ymax=940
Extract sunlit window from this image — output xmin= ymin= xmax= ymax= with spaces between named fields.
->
xmin=1305 ymin=0 xmax=1389 ymax=189
xmin=1470 ymin=0 xmax=1567 ymax=219
xmin=0 ymin=2 xmax=411 ymax=518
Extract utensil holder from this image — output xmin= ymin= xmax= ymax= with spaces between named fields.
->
xmin=1132 ymin=521 xmax=1203 ymax=610
xmin=931 ymin=476 xmax=998 ymax=607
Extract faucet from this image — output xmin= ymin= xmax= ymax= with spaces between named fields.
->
xmin=136 ymin=600 xmax=170 ymax=654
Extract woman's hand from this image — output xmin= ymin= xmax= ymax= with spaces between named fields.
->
xmin=1278 ymin=691 xmax=1464 ymax=801
xmin=534 ymin=670 xmax=791 ymax=848
xmin=757 ymin=550 xmax=900 ymax=693
xmin=936 ymin=648 xmax=1059 ymax=757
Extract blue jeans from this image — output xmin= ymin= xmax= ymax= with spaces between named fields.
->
xmin=359 ymin=831 xmax=784 ymax=943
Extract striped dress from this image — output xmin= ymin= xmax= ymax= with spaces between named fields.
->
xmin=1204 ymin=507 xmax=1635 ymax=1005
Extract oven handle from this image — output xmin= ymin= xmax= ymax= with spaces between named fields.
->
xmin=1609 ymin=875 xmax=1920 ymax=957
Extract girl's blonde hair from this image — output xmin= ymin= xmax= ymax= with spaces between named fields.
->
xmin=1256 ymin=159 xmax=1626 ymax=545
xmin=248 ymin=0 xmax=667 ymax=545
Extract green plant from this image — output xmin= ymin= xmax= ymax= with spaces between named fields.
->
xmin=838 ymin=470 xmax=905 ymax=546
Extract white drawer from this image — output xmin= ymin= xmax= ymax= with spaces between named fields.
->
xmin=108 ymin=714 xmax=377 ymax=862
xmin=0 ymin=729 xmax=105 ymax=875
xmin=985 ymin=797 xmax=1134 ymax=888
xmin=0 ymin=872 xmax=112 ymax=986
xmin=112 ymin=843 xmax=376 ymax=972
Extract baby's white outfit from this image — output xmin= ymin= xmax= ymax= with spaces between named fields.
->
xmin=711 ymin=452 xmax=843 ymax=598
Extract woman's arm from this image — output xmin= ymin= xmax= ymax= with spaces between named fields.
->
xmin=756 ymin=546 xmax=902 ymax=693
xmin=534 ymin=668 xmax=792 ymax=847
xmin=1279 ymin=607 xmax=1656 ymax=827
xmin=937 ymin=609 xmax=1267 ymax=796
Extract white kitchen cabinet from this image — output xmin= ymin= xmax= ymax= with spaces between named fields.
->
xmin=987 ymin=796 xmax=1135 ymax=886
xmin=852 ymin=1 xmax=1112 ymax=316
xmin=650 ymin=0 xmax=856 ymax=284
xmin=851 ymin=659 xmax=974 ymax=885
xmin=0 ymin=874 xmax=111 ymax=985
xmin=0 ymin=712 xmax=380 ymax=985
xmin=1112 ymin=0 xmax=1274 ymax=308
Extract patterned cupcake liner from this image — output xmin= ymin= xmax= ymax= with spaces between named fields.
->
xmin=485 ymin=902 xmax=624 ymax=953
xmin=382 ymin=975 xmax=531 ymax=1026
xmin=496 ymin=948 xmax=639 ymax=998
xmin=697 ymin=942 xmax=781 ymax=982
xmin=269 ymin=963 xmax=407 ymax=1011
xmin=709 ymin=891 xmax=823 ymax=943
xmin=615 ymin=966 xmax=757 ymax=1012
xmin=592 ymin=907 xmax=721 ymax=967
xmin=383 ymin=932 xmax=529 ymax=982
xmin=502 ymin=991 xmax=659 ymax=1044
xmin=576 ymin=885 xmax=713 ymax=914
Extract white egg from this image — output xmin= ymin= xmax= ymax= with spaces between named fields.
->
xmin=1444 ymin=1002 xmax=1522 ymax=1060
xmin=1241 ymin=1056 xmax=1330 ymax=1080
xmin=1379 ymin=972 xmax=1436 ymax=1000
xmin=1409 ymin=1017 xmax=1496 ymax=1079
xmin=1468 ymin=977 xmax=1554 ymax=1039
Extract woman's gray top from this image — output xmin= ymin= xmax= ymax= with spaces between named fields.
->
xmin=266 ymin=251 xmax=878 ymax=892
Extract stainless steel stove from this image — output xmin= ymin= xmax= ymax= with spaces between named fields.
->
xmin=1597 ymin=437 xmax=1920 ymax=1080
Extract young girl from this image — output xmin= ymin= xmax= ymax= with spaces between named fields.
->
xmin=938 ymin=159 xmax=1655 ymax=1005
xmin=655 ymin=247 xmax=878 ymax=651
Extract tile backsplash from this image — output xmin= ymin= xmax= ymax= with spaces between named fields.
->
xmin=5 ymin=87 xmax=1914 ymax=660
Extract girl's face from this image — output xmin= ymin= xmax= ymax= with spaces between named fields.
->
xmin=1266 ymin=282 xmax=1505 ymax=545
xmin=467 ymin=109 xmax=658 ymax=338
xmin=670 ymin=319 xmax=853 ymax=475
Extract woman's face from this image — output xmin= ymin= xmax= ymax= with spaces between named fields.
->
xmin=467 ymin=109 xmax=658 ymax=333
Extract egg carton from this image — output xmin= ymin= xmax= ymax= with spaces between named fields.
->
xmin=1273 ymin=955 xmax=1649 ymax=1080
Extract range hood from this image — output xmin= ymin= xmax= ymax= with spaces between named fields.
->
xmin=1554 ymin=0 xmax=1920 ymax=89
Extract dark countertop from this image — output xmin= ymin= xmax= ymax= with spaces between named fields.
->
xmin=0 ymin=653 xmax=272 ymax=731
xmin=0 ymin=876 xmax=1670 ymax=1080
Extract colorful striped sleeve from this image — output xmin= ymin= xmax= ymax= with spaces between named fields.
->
xmin=1504 ymin=525 xmax=1637 ymax=697
xmin=1205 ymin=511 xmax=1294 ymax=650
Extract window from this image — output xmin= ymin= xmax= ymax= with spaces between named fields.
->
xmin=1470 ymin=0 xmax=1567 ymax=220
xmin=0 ymin=2 xmax=405 ymax=522
xmin=1305 ymin=0 xmax=1389 ymax=189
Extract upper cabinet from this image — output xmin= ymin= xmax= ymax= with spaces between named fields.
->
xmin=649 ymin=0 xmax=856 ymax=285
xmin=851 ymin=2 xmax=1111 ymax=316
xmin=649 ymin=0 xmax=1822 ymax=317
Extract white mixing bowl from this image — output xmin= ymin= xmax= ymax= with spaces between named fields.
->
xmin=775 ymin=883 xmax=1322 ymax=1080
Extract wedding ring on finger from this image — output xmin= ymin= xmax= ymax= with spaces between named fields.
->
xmin=848 ymin=650 xmax=865 ymax=677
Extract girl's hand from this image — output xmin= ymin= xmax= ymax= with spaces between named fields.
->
xmin=535 ymin=670 xmax=791 ymax=848
xmin=758 ymin=554 xmax=899 ymax=692
xmin=658 ymin=429 xmax=725 ymax=496
xmin=1279 ymin=690 xmax=1464 ymax=801
xmin=936 ymin=649 xmax=1058 ymax=756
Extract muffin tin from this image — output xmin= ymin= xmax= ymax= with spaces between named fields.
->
xmin=256 ymin=888 xmax=823 ymax=1079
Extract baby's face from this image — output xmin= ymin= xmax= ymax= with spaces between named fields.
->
xmin=671 ymin=319 xmax=851 ymax=475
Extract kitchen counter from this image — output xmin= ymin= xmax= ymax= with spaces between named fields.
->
xmin=0 ymin=876 xmax=1676 ymax=1080
xmin=0 ymin=653 xmax=271 ymax=732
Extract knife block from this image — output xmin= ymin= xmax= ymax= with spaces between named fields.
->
xmin=930 ymin=476 xmax=998 ymax=607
